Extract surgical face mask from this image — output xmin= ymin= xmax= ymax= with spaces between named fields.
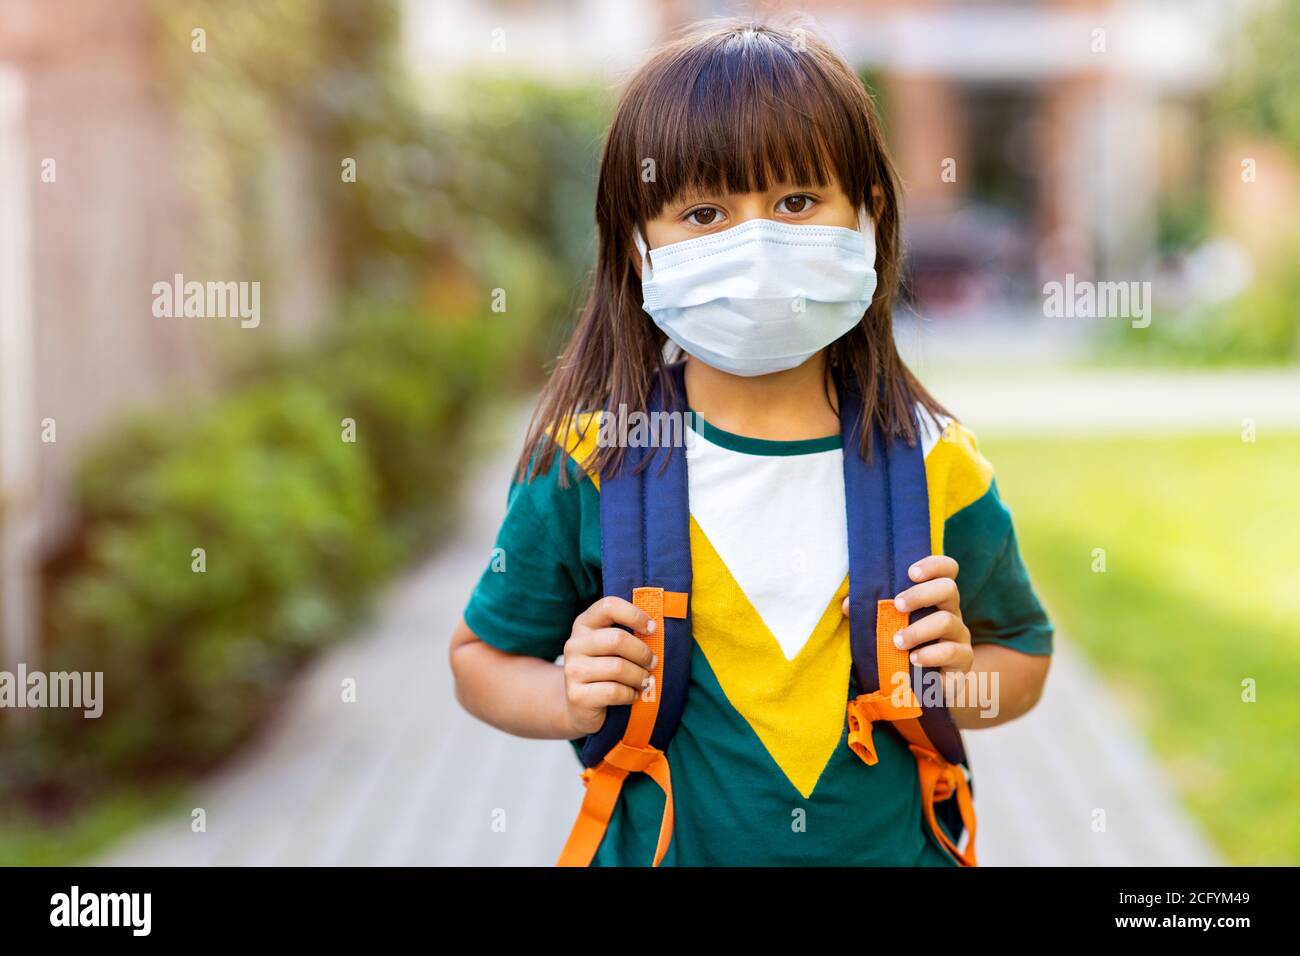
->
xmin=634 ymin=207 xmax=878 ymax=377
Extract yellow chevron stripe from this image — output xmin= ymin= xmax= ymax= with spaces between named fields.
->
xmin=546 ymin=411 xmax=604 ymax=489
xmin=925 ymin=420 xmax=994 ymax=555
xmin=689 ymin=516 xmax=851 ymax=799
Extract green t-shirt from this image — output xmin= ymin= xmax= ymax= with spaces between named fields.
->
xmin=464 ymin=408 xmax=1053 ymax=866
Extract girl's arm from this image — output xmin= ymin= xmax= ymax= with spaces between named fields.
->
xmin=950 ymin=643 xmax=1051 ymax=730
xmin=449 ymin=596 xmax=657 ymax=741
xmin=450 ymin=620 xmax=575 ymax=739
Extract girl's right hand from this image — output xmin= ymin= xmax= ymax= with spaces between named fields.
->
xmin=561 ymin=596 xmax=657 ymax=737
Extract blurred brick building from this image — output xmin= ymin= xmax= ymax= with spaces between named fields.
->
xmin=408 ymin=0 xmax=1250 ymax=306
xmin=793 ymin=0 xmax=1239 ymax=307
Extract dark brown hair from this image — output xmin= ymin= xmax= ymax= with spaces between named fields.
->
xmin=518 ymin=17 xmax=948 ymax=482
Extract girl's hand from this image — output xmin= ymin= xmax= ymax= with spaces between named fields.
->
xmin=561 ymin=596 xmax=657 ymax=737
xmin=841 ymin=555 xmax=973 ymax=675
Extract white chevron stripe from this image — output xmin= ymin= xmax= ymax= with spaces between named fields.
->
xmin=685 ymin=426 xmax=848 ymax=660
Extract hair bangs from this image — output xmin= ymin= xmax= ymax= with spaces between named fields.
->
xmin=629 ymin=26 xmax=871 ymax=220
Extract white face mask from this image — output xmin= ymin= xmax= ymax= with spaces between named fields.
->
xmin=634 ymin=207 xmax=878 ymax=377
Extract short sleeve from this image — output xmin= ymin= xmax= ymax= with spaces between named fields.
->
xmin=925 ymin=419 xmax=1053 ymax=657
xmin=947 ymin=481 xmax=1054 ymax=656
xmin=462 ymin=452 xmax=598 ymax=661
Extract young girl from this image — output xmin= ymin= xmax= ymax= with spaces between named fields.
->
xmin=450 ymin=20 xmax=1053 ymax=867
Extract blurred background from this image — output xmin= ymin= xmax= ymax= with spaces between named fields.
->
xmin=0 ymin=0 xmax=1296 ymax=866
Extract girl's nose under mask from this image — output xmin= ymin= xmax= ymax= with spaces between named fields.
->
xmin=634 ymin=207 xmax=878 ymax=377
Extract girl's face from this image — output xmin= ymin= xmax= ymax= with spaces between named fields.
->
xmin=642 ymin=177 xmax=860 ymax=251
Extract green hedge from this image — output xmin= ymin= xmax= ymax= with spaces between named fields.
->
xmin=52 ymin=381 xmax=389 ymax=770
xmin=3 ymin=296 xmax=536 ymax=801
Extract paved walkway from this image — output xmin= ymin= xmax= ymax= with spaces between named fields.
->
xmin=97 ymin=376 xmax=1237 ymax=866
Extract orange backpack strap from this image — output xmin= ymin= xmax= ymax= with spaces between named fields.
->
xmin=847 ymin=599 xmax=977 ymax=866
xmin=557 ymin=587 xmax=687 ymax=867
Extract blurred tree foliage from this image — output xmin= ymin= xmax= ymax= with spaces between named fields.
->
xmin=152 ymin=0 xmax=406 ymax=291
xmin=149 ymin=0 xmax=609 ymax=339
xmin=1217 ymin=0 xmax=1300 ymax=161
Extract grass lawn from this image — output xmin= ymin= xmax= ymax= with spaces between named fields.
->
xmin=0 ymin=786 xmax=185 ymax=866
xmin=982 ymin=430 xmax=1300 ymax=865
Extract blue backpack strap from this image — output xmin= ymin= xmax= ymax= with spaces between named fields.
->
xmin=841 ymin=376 xmax=976 ymax=864
xmin=580 ymin=361 xmax=693 ymax=767
xmin=883 ymin=411 xmax=968 ymax=768
xmin=558 ymin=363 xmax=692 ymax=865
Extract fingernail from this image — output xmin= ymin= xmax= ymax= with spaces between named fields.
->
xmin=894 ymin=597 xmax=906 ymax=612
xmin=909 ymin=564 xmax=922 ymax=580
xmin=649 ymin=654 xmax=658 ymax=671
xmin=893 ymin=631 xmax=905 ymax=648
xmin=909 ymin=652 xmax=919 ymax=665
xmin=645 ymin=619 xmax=656 ymax=634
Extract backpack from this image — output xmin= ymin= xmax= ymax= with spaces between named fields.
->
xmin=556 ymin=361 xmax=977 ymax=866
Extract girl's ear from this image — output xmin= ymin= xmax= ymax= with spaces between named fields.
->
xmin=870 ymin=184 xmax=886 ymax=221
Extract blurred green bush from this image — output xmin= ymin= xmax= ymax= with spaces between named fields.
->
xmin=7 ymin=299 xmax=526 ymax=800
xmin=1095 ymin=245 xmax=1300 ymax=367
xmin=50 ymin=381 xmax=390 ymax=775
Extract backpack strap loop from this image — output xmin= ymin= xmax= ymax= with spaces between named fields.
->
xmin=910 ymin=744 xmax=978 ymax=867
xmin=846 ymin=598 xmax=922 ymax=765
xmin=843 ymin=589 xmax=978 ymax=865
xmin=557 ymin=586 xmax=687 ymax=867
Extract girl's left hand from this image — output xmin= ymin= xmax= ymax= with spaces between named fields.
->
xmin=840 ymin=555 xmax=973 ymax=674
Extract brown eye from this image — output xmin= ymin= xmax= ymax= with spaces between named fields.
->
xmin=686 ymin=207 xmax=721 ymax=226
xmin=777 ymin=194 xmax=816 ymax=215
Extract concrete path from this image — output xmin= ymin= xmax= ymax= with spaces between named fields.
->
xmin=925 ymin=367 xmax=1300 ymax=436
xmin=97 ymin=377 xmax=1234 ymax=866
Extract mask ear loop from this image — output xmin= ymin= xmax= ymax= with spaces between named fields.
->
xmin=633 ymin=226 xmax=652 ymax=277
xmin=859 ymin=206 xmax=879 ymax=311
xmin=857 ymin=205 xmax=877 ymax=261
